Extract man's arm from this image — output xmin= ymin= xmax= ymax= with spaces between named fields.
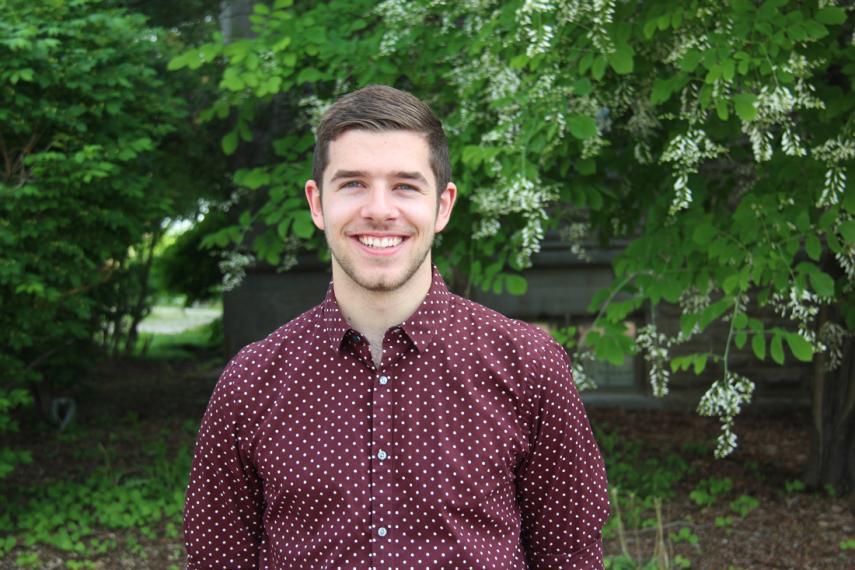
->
xmin=184 ymin=357 xmax=265 ymax=569
xmin=516 ymin=335 xmax=611 ymax=569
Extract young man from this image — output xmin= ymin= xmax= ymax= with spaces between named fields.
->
xmin=184 ymin=85 xmax=610 ymax=569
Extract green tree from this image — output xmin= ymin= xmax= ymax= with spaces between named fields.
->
xmin=0 ymin=0 xmax=205 ymax=477
xmin=171 ymin=0 xmax=854 ymax=491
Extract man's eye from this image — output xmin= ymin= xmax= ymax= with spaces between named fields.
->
xmin=397 ymin=183 xmax=417 ymax=191
xmin=342 ymin=181 xmax=363 ymax=188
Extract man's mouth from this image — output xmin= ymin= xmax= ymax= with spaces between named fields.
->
xmin=357 ymin=235 xmax=404 ymax=249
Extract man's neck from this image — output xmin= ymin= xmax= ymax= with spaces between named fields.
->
xmin=332 ymin=260 xmax=433 ymax=354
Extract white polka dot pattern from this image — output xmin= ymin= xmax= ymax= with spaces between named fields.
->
xmin=184 ymin=268 xmax=610 ymax=569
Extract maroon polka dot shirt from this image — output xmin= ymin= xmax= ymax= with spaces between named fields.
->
xmin=184 ymin=268 xmax=610 ymax=569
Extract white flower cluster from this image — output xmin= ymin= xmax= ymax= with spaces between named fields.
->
xmin=276 ymin=235 xmax=301 ymax=273
xmin=570 ymin=351 xmax=598 ymax=391
xmin=660 ymin=128 xmax=726 ymax=214
xmin=471 ymin=174 xmax=556 ymax=267
xmin=517 ymin=0 xmax=557 ymax=57
xmin=374 ymin=0 xmax=430 ymax=55
xmin=818 ymin=321 xmax=848 ymax=373
xmin=678 ymin=286 xmax=711 ymax=314
xmin=219 ymin=251 xmax=255 ymax=291
xmin=299 ymin=95 xmax=331 ymax=133
xmin=697 ymin=371 xmax=755 ymax=458
xmin=813 ymin=135 xmax=854 ymax=208
xmin=515 ymin=1 xmax=616 ymax=56
xmin=559 ymin=222 xmax=592 ymax=261
xmin=742 ymin=57 xmax=825 ymax=163
xmin=635 ymin=324 xmax=672 ymax=397
xmin=770 ymin=286 xmax=827 ymax=349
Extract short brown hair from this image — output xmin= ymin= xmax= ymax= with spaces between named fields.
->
xmin=312 ymin=85 xmax=451 ymax=194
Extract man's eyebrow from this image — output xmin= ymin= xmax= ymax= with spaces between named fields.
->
xmin=393 ymin=171 xmax=429 ymax=185
xmin=329 ymin=169 xmax=367 ymax=182
xmin=329 ymin=169 xmax=430 ymax=185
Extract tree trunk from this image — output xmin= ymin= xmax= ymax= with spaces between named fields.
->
xmin=805 ymin=331 xmax=855 ymax=495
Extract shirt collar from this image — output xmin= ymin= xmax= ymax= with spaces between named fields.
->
xmin=319 ymin=266 xmax=452 ymax=353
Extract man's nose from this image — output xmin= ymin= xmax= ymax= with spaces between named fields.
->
xmin=361 ymin=185 xmax=397 ymax=220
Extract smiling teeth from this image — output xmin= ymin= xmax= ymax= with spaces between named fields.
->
xmin=359 ymin=236 xmax=403 ymax=248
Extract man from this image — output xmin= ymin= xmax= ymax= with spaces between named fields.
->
xmin=184 ymin=85 xmax=610 ymax=569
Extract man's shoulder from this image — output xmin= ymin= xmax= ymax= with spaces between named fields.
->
xmin=223 ymin=303 xmax=324 ymax=381
xmin=447 ymin=292 xmax=563 ymax=358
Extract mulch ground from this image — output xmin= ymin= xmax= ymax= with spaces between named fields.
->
xmin=589 ymin=407 xmax=855 ymax=569
xmin=3 ymin=356 xmax=853 ymax=569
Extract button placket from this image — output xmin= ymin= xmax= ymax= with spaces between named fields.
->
xmin=370 ymin=366 xmax=395 ymax=562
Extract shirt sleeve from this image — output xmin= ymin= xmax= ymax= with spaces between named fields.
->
xmin=516 ymin=334 xmax=611 ymax=569
xmin=184 ymin=356 xmax=265 ymax=569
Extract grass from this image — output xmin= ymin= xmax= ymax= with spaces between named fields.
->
xmin=133 ymin=317 xmax=223 ymax=360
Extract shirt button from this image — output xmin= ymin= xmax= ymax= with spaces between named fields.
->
xmin=377 ymin=449 xmax=387 ymax=461
xmin=377 ymin=527 xmax=388 ymax=537
xmin=379 ymin=375 xmax=388 ymax=385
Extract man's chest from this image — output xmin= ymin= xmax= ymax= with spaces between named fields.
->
xmin=249 ymin=347 xmax=532 ymax=523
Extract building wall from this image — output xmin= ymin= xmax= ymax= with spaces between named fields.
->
xmin=224 ymin=242 xmax=811 ymax=411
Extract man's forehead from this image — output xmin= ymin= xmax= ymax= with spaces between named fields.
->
xmin=325 ymin=130 xmax=432 ymax=177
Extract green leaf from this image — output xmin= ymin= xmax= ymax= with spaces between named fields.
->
xmin=221 ymin=131 xmax=238 ymax=155
xmin=574 ymin=158 xmax=596 ymax=175
xmin=572 ymin=78 xmax=593 ymax=96
xmin=770 ymin=333 xmax=784 ymax=365
xmin=567 ymin=115 xmax=598 ymax=140
xmin=805 ymin=234 xmax=822 ymax=260
xmin=815 ymin=7 xmax=845 ymax=25
xmin=808 ymin=270 xmax=834 ymax=298
xmin=651 ymin=78 xmax=674 ymax=105
xmin=504 ymin=274 xmax=527 ymax=295
xmin=733 ymin=93 xmax=757 ymax=121
xmin=840 ymin=221 xmax=855 ymax=243
xmin=679 ymin=50 xmax=702 ymax=72
xmin=693 ymin=354 xmax=708 ymax=374
xmin=591 ymin=55 xmax=607 ymax=80
xmin=734 ymin=331 xmax=747 ymax=349
xmin=751 ymin=333 xmax=766 ymax=360
xmin=785 ymin=333 xmax=813 ymax=362
xmin=287 ymin=211 xmax=312 ymax=239
xmin=607 ymin=45 xmax=634 ymax=74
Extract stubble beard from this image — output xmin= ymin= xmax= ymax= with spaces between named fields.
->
xmin=328 ymin=230 xmax=435 ymax=293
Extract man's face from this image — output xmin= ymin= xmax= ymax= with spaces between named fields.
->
xmin=305 ymin=129 xmax=456 ymax=294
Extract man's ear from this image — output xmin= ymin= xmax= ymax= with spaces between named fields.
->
xmin=434 ymin=182 xmax=458 ymax=233
xmin=305 ymin=180 xmax=325 ymax=230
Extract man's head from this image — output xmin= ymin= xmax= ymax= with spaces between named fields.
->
xmin=304 ymin=85 xmax=457 ymax=295
xmin=312 ymin=85 xmax=451 ymax=195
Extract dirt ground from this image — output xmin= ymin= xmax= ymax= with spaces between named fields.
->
xmin=3 ymin=356 xmax=853 ymax=569
xmin=589 ymin=407 xmax=855 ymax=569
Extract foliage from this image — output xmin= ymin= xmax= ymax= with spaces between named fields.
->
xmin=689 ymin=476 xmax=733 ymax=507
xmin=0 ymin=0 xmax=190 ymax=477
xmin=0 ymin=419 xmax=193 ymax=566
xmin=170 ymin=0 xmax=854 ymax=460
xmin=0 ymin=0 xmax=227 ymax=479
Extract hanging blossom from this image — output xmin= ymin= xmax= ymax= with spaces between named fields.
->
xmin=570 ymin=351 xmax=598 ymax=391
xmin=471 ymin=173 xmax=557 ymax=267
xmin=517 ymin=0 xmax=557 ymax=57
xmin=678 ymin=285 xmax=712 ymax=314
xmin=636 ymin=324 xmax=672 ymax=397
xmin=741 ymin=53 xmax=825 ymax=164
xmin=813 ymin=135 xmax=854 ymax=208
xmin=697 ymin=371 xmax=755 ymax=458
xmin=818 ymin=322 xmax=848 ymax=373
xmin=374 ymin=0 xmax=430 ymax=55
xmin=219 ymin=251 xmax=255 ymax=291
xmin=770 ymin=286 xmax=828 ymax=350
xmin=276 ymin=235 xmax=302 ymax=273
xmin=660 ymin=128 xmax=726 ymax=214
xmin=559 ymin=222 xmax=592 ymax=262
